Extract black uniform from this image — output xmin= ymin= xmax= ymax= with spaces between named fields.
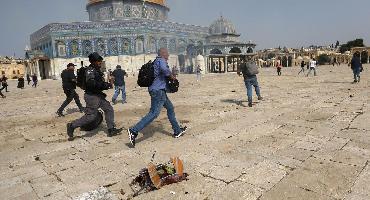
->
xmin=1 ymin=76 xmax=8 ymax=92
xmin=26 ymin=74 xmax=31 ymax=85
xmin=70 ymin=65 xmax=115 ymax=130
xmin=57 ymin=69 xmax=83 ymax=114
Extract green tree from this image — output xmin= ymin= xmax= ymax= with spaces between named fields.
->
xmin=339 ymin=39 xmax=365 ymax=53
xmin=317 ymin=54 xmax=331 ymax=65
xmin=267 ymin=53 xmax=275 ymax=59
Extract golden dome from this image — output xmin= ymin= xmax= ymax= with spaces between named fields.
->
xmin=146 ymin=0 xmax=166 ymax=6
xmin=88 ymin=0 xmax=166 ymax=6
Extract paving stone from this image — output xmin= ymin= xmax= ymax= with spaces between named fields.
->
xmin=30 ymin=175 xmax=66 ymax=198
xmin=260 ymin=181 xmax=335 ymax=200
xmin=278 ymin=157 xmax=363 ymax=199
xmin=238 ymin=160 xmax=287 ymax=190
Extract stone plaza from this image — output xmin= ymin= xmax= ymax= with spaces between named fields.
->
xmin=0 ymin=65 xmax=369 ymax=199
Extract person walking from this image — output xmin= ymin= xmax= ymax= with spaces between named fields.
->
xmin=56 ymin=63 xmax=84 ymax=117
xmin=127 ymin=48 xmax=187 ymax=147
xmin=276 ymin=62 xmax=282 ymax=76
xmin=17 ymin=77 xmax=25 ymax=89
xmin=1 ymin=75 xmax=9 ymax=92
xmin=196 ymin=65 xmax=202 ymax=82
xmin=298 ymin=61 xmax=305 ymax=75
xmin=237 ymin=55 xmax=263 ymax=107
xmin=306 ymin=59 xmax=317 ymax=77
xmin=67 ymin=52 xmax=122 ymax=141
xmin=351 ymin=53 xmax=362 ymax=83
xmin=26 ymin=74 xmax=31 ymax=85
xmin=32 ymin=74 xmax=38 ymax=87
xmin=111 ymin=65 xmax=128 ymax=104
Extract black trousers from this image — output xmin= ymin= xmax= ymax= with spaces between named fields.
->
xmin=2 ymin=83 xmax=8 ymax=92
xmin=0 ymin=87 xmax=5 ymax=98
xmin=71 ymin=94 xmax=115 ymax=129
xmin=58 ymin=88 xmax=83 ymax=113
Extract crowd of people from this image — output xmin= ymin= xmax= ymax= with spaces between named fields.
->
xmin=0 ymin=49 xmax=365 ymax=147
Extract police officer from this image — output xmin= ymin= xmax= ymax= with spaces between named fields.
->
xmin=56 ymin=63 xmax=84 ymax=117
xmin=67 ymin=52 xmax=122 ymax=140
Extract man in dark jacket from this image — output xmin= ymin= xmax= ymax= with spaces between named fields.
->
xmin=111 ymin=65 xmax=128 ymax=104
xmin=237 ymin=55 xmax=263 ymax=107
xmin=67 ymin=52 xmax=122 ymax=140
xmin=32 ymin=74 xmax=38 ymax=87
xmin=26 ymin=74 xmax=31 ymax=85
xmin=56 ymin=63 xmax=84 ymax=117
xmin=351 ymin=53 xmax=362 ymax=83
xmin=1 ymin=75 xmax=9 ymax=92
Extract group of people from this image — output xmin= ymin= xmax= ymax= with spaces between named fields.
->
xmin=56 ymin=49 xmax=187 ymax=147
xmin=53 ymin=48 xmax=364 ymax=147
xmin=0 ymin=73 xmax=39 ymax=98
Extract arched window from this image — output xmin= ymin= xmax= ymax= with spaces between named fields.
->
xmin=229 ymin=47 xmax=242 ymax=54
xmin=122 ymin=38 xmax=131 ymax=55
xmin=169 ymin=39 xmax=177 ymax=53
xmin=210 ymin=48 xmax=222 ymax=54
xmin=70 ymin=40 xmax=80 ymax=57
xmin=82 ymin=40 xmax=93 ymax=57
xmin=159 ymin=38 xmax=167 ymax=49
xmin=95 ymin=39 xmax=106 ymax=56
xmin=135 ymin=37 xmax=144 ymax=54
xmin=109 ymin=38 xmax=119 ymax=55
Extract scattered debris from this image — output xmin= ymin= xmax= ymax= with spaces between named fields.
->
xmin=73 ymin=187 xmax=117 ymax=200
xmin=350 ymin=95 xmax=354 ymax=98
xmin=170 ymin=191 xmax=176 ymax=195
xmin=130 ymin=157 xmax=188 ymax=197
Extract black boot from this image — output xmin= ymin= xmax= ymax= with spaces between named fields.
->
xmin=56 ymin=111 xmax=65 ymax=117
xmin=67 ymin=123 xmax=75 ymax=141
xmin=107 ymin=127 xmax=123 ymax=137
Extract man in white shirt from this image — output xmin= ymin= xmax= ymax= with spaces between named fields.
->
xmin=306 ymin=59 xmax=317 ymax=77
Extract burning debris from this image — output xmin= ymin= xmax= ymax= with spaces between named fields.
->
xmin=130 ymin=157 xmax=188 ymax=197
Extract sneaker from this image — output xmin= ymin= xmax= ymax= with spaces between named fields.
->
xmin=358 ymin=76 xmax=361 ymax=83
xmin=67 ymin=123 xmax=75 ymax=141
xmin=107 ymin=127 xmax=123 ymax=137
xmin=248 ymin=103 xmax=253 ymax=107
xmin=122 ymin=101 xmax=127 ymax=104
xmin=56 ymin=111 xmax=65 ymax=117
xmin=127 ymin=129 xmax=137 ymax=147
xmin=112 ymin=100 xmax=117 ymax=105
xmin=258 ymin=96 xmax=263 ymax=101
xmin=174 ymin=126 xmax=188 ymax=138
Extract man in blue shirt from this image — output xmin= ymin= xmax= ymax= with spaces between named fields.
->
xmin=127 ymin=48 xmax=187 ymax=147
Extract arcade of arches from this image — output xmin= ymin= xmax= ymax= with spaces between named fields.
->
xmin=207 ymin=47 xmax=246 ymax=73
xmin=352 ymin=47 xmax=370 ymax=64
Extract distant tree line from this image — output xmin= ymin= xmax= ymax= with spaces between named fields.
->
xmin=339 ymin=39 xmax=365 ymax=53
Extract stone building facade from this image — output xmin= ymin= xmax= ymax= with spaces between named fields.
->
xmin=0 ymin=57 xmax=25 ymax=79
xmin=27 ymin=0 xmax=255 ymax=79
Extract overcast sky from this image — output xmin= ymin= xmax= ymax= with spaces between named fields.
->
xmin=0 ymin=0 xmax=369 ymax=57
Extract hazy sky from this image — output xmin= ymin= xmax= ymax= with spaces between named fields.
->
xmin=0 ymin=0 xmax=369 ymax=57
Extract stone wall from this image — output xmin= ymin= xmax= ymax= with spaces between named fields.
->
xmin=0 ymin=62 xmax=25 ymax=79
xmin=49 ymin=54 xmax=201 ymax=79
